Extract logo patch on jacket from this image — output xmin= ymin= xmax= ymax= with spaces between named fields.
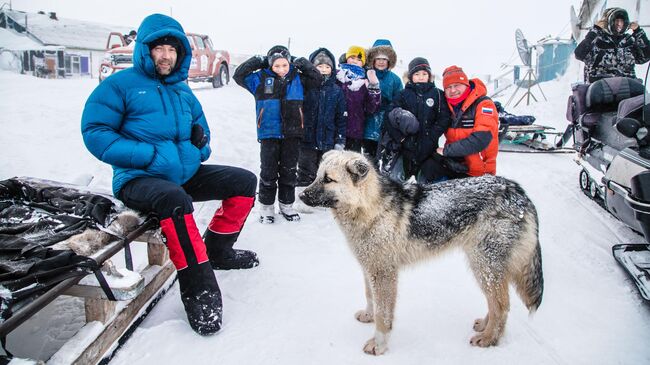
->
xmin=481 ymin=107 xmax=494 ymax=115
xmin=426 ymin=98 xmax=434 ymax=107
xmin=264 ymin=78 xmax=274 ymax=94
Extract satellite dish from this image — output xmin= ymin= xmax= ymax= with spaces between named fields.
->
xmin=570 ymin=5 xmax=581 ymax=41
xmin=515 ymin=28 xmax=531 ymax=66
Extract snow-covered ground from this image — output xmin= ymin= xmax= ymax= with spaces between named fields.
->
xmin=1 ymin=64 xmax=649 ymax=365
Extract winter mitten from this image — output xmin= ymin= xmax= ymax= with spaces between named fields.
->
xmin=259 ymin=203 xmax=275 ymax=224
xmin=191 ymin=124 xmax=208 ymax=149
xmin=203 ymin=230 xmax=259 ymax=270
xmin=293 ymin=57 xmax=311 ymax=71
xmin=366 ymin=69 xmax=379 ymax=87
xmin=334 ymin=143 xmax=345 ymax=151
xmin=279 ymin=203 xmax=301 ymax=222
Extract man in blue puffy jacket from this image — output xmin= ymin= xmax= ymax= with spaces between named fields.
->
xmin=81 ymin=14 xmax=258 ymax=336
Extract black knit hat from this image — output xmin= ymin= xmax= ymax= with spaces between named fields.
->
xmin=408 ymin=57 xmax=432 ymax=80
xmin=267 ymin=45 xmax=291 ymax=67
xmin=148 ymin=36 xmax=183 ymax=52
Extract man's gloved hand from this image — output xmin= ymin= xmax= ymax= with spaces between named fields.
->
xmin=191 ymin=124 xmax=208 ymax=149
xmin=334 ymin=143 xmax=345 ymax=151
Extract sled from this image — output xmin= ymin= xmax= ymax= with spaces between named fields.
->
xmin=0 ymin=177 xmax=175 ymax=364
xmin=612 ymin=243 xmax=650 ymax=301
xmin=498 ymin=124 xmax=575 ymax=153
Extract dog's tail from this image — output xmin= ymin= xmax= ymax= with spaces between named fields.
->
xmin=517 ymin=240 xmax=544 ymax=314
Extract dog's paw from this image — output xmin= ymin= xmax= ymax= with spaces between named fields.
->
xmin=355 ymin=310 xmax=374 ymax=323
xmin=470 ymin=332 xmax=498 ymax=347
xmin=473 ymin=317 xmax=487 ymax=332
xmin=363 ymin=337 xmax=387 ymax=355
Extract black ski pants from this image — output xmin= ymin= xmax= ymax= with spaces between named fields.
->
xmin=119 ymin=164 xmax=257 ymax=219
xmin=297 ymin=147 xmax=325 ymax=187
xmin=258 ymin=138 xmax=300 ymax=205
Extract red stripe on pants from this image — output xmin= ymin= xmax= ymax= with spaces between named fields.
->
xmin=160 ymin=214 xmax=209 ymax=270
xmin=208 ymin=196 xmax=255 ymax=234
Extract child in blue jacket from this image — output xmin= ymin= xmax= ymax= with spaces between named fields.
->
xmin=234 ymin=45 xmax=321 ymax=223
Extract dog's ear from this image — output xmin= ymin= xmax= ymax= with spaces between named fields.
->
xmin=346 ymin=159 xmax=369 ymax=184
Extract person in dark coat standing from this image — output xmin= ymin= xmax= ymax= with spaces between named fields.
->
xmin=574 ymin=7 xmax=650 ymax=83
xmin=378 ymin=57 xmax=450 ymax=182
xmin=336 ymin=46 xmax=381 ymax=153
xmin=81 ymin=14 xmax=259 ymax=336
xmin=297 ymin=48 xmax=347 ymax=188
xmin=234 ymin=45 xmax=322 ymax=224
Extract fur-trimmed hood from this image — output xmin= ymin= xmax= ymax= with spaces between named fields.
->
xmin=367 ymin=43 xmax=397 ymax=70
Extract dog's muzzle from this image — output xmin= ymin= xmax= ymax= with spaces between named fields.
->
xmin=299 ymin=184 xmax=337 ymax=208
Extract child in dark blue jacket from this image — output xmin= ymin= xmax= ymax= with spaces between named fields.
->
xmin=297 ymin=48 xmax=347 ymax=189
xmin=234 ymin=45 xmax=321 ymax=223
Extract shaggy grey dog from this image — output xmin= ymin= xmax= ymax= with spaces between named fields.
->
xmin=299 ymin=151 xmax=543 ymax=355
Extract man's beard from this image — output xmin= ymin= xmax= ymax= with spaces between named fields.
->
xmin=156 ymin=60 xmax=175 ymax=76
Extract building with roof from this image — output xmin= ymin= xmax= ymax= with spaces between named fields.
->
xmin=0 ymin=8 xmax=132 ymax=78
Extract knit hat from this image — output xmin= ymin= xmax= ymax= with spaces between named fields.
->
xmin=312 ymin=51 xmax=333 ymax=69
xmin=345 ymin=46 xmax=366 ymax=65
xmin=267 ymin=45 xmax=291 ymax=67
xmin=148 ymin=35 xmax=183 ymax=52
xmin=442 ymin=65 xmax=470 ymax=89
xmin=408 ymin=57 xmax=432 ymax=81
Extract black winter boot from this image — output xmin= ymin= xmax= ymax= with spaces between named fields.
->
xmin=160 ymin=212 xmax=223 ymax=335
xmin=203 ymin=230 xmax=259 ymax=270
xmin=177 ymin=262 xmax=223 ymax=335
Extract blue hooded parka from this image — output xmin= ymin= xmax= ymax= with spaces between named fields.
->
xmin=81 ymin=14 xmax=211 ymax=197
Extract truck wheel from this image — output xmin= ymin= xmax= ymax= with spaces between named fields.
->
xmin=212 ymin=64 xmax=228 ymax=88
xmin=579 ymin=169 xmax=590 ymax=192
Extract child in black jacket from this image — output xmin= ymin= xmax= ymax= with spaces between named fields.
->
xmin=378 ymin=57 xmax=451 ymax=182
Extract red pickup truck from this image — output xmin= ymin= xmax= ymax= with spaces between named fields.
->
xmin=98 ymin=31 xmax=230 ymax=87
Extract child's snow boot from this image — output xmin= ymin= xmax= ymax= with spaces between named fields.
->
xmin=259 ymin=203 xmax=275 ymax=224
xmin=279 ymin=202 xmax=300 ymax=222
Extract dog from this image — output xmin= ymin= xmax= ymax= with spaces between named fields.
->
xmin=299 ymin=151 xmax=543 ymax=355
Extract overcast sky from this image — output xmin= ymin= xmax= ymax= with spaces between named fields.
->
xmin=10 ymin=0 xmax=644 ymax=76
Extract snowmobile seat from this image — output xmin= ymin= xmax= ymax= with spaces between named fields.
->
xmin=586 ymin=77 xmax=645 ymax=112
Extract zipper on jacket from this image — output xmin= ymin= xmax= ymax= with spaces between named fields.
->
xmin=157 ymin=86 xmax=168 ymax=115
xmin=257 ymin=108 xmax=265 ymax=128
xmin=174 ymin=90 xmax=185 ymax=114
xmin=299 ymin=107 xmax=304 ymax=129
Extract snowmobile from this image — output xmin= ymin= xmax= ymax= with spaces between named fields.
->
xmin=567 ymin=69 xmax=650 ymax=300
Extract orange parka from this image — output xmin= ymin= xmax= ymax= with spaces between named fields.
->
xmin=443 ymin=79 xmax=499 ymax=176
